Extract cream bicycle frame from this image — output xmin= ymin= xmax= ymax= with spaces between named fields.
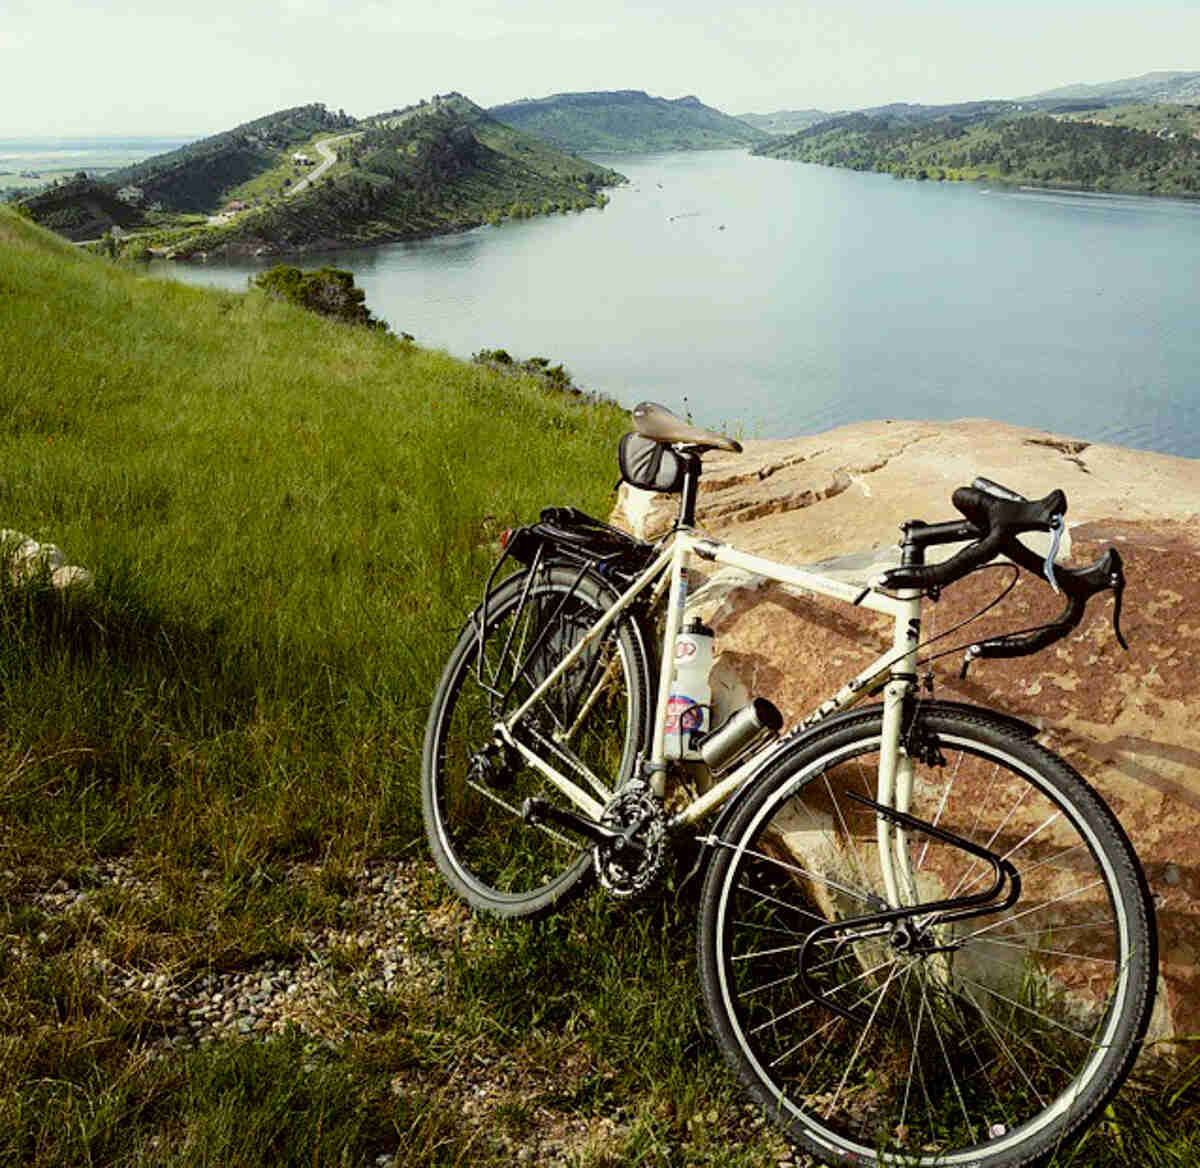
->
xmin=494 ymin=527 xmax=926 ymax=908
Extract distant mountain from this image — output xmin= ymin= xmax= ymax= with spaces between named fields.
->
xmin=487 ymin=90 xmax=769 ymax=153
xmin=1023 ymin=70 xmax=1200 ymax=106
xmin=105 ymin=103 xmax=357 ymax=213
xmin=736 ymin=109 xmax=831 ymax=135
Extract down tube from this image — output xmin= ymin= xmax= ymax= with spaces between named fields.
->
xmin=877 ymin=590 xmax=922 ymax=908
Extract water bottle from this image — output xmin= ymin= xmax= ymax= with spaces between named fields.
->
xmin=665 ymin=618 xmax=713 ymax=760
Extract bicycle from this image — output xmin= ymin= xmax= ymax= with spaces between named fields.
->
xmin=421 ymin=401 xmax=1157 ymax=1168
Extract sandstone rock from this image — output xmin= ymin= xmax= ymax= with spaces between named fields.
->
xmin=614 ymin=418 xmax=1200 ymax=1042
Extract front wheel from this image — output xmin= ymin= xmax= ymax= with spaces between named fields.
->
xmin=422 ymin=563 xmax=651 ymax=918
xmin=698 ymin=707 xmax=1156 ymax=1167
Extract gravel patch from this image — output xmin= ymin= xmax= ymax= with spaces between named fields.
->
xmin=2 ymin=859 xmax=806 ymax=1167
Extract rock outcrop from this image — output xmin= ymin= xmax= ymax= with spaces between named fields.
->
xmin=614 ymin=418 xmax=1200 ymax=1042
xmin=2 ymin=529 xmax=92 ymax=592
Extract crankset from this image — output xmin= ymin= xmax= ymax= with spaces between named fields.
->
xmin=798 ymin=793 xmax=1021 ymax=1022
xmin=522 ymin=783 xmax=668 ymax=900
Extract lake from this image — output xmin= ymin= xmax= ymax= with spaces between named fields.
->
xmin=154 ymin=150 xmax=1200 ymax=458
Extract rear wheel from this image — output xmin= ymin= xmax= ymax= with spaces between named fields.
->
xmin=422 ymin=563 xmax=651 ymax=917
xmin=699 ymin=707 xmax=1156 ymax=1167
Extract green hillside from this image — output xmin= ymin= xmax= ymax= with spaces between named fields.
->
xmin=104 ymin=102 xmax=357 ymax=212
xmin=143 ymin=94 xmax=623 ymax=258
xmin=487 ymin=90 xmax=769 ymax=152
xmin=0 ymin=205 xmax=641 ymax=1165
xmin=755 ymin=102 xmax=1200 ymax=195
xmin=16 ymin=176 xmax=149 ymax=241
xmin=20 ymin=96 xmax=621 ymax=257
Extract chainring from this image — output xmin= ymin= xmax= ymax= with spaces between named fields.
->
xmin=593 ymin=784 xmax=667 ymax=900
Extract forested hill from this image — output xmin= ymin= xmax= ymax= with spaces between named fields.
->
xmin=754 ymin=102 xmax=1200 ymax=197
xmin=104 ymin=103 xmax=357 ymax=212
xmin=176 ymin=94 xmax=624 ymax=258
xmin=487 ymin=90 xmax=769 ymax=152
xmin=18 ymin=177 xmax=148 ymax=242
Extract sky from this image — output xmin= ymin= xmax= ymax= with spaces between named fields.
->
xmin=2 ymin=0 xmax=1199 ymax=138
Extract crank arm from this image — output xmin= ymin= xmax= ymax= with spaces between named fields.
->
xmin=521 ymin=798 xmax=646 ymax=856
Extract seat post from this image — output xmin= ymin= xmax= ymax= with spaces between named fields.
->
xmin=677 ymin=451 xmax=701 ymax=529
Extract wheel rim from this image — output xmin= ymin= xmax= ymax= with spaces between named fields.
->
xmin=712 ymin=730 xmax=1137 ymax=1165
xmin=430 ymin=575 xmax=641 ymax=907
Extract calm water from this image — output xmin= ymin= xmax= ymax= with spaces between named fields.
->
xmin=156 ymin=150 xmax=1200 ymax=457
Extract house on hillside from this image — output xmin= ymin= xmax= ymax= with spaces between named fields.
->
xmin=291 ymin=153 xmax=314 ymax=166
xmin=116 ymin=185 xmax=144 ymax=205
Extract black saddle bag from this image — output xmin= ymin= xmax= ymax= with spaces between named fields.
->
xmin=617 ymin=432 xmax=685 ymax=494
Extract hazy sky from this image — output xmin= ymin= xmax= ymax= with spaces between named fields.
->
xmin=2 ymin=0 xmax=1198 ymax=138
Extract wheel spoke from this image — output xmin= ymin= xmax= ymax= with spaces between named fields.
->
xmin=700 ymin=711 xmax=1153 ymax=1166
xmin=424 ymin=565 xmax=647 ymax=916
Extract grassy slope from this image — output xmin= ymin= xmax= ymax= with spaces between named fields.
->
xmin=2 ymin=209 xmax=1199 ymax=1166
xmin=0 ymin=207 xmax=626 ymax=856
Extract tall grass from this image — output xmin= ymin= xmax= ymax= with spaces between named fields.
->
xmin=1 ymin=209 xmax=623 ymax=876
xmin=2 ymin=209 xmax=1199 ymax=1167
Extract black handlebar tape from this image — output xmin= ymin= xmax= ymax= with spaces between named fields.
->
xmin=882 ymin=485 xmax=1068 ymax=592
xmin=972 ymin=547 xmax=1126 ymax=659
xmin=883 ymin=528 xmax=1011 ymax=591
xmin=973 ymin=594 xmax=1089 ymax=658
xmin=1000 ymin=539 xmax=1123 ymax=602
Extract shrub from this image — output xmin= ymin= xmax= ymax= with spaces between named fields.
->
xmin=252 ymin=265 xmax=386 ymax=330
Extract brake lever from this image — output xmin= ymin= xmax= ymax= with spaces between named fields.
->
xmin=1043 ymin=515 xmax=1064 ymax=595
xmin=1108 ymin=550 xmax=1128 ymax=650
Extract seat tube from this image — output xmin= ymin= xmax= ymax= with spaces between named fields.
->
xmin=649 ymin=535 xmax=689 ymax=796
xmin=647 ymin=454 xmax=701 ymax=797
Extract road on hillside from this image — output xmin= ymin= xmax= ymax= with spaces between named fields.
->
xmin=288 ymin=131 xmax=361 ymax=196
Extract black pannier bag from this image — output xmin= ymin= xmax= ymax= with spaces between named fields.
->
xmin=618 ymin=432 xmax=685 ymax=493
